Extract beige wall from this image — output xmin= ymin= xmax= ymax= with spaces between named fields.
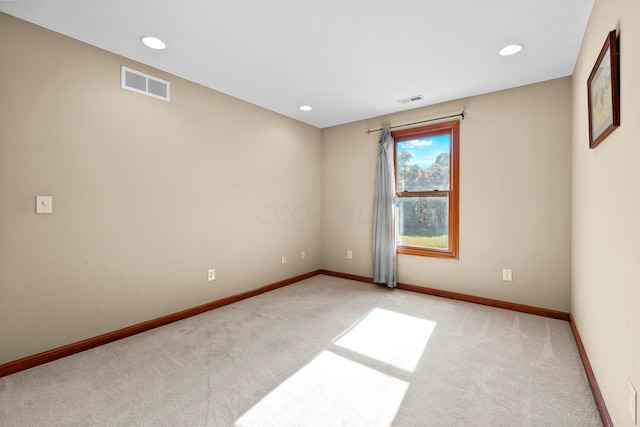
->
xmin=322 ymin=78 xmax=573 ymax=312
xmin=0 ymin=13 xmax=322 ymax=365
xmin=572 ymin=0 xmax=640 ymax=425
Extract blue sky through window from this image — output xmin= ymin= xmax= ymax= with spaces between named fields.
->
xmin=397 ymin=134 xmax=450 ymax=168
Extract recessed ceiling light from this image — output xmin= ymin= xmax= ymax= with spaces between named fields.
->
xmin=141 ymin=36 xmax=166 ymax=50
xmin=499 ymin=44 xmax=523 ymax=56
xmin=299 ymin=105 xmax=312 ymax=111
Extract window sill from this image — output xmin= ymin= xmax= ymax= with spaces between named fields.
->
xmin=397 ymin=245 xmax=458 ymax=259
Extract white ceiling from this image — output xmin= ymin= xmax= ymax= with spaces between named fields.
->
xmin=0 ymin=0 xmax=594 ymax=129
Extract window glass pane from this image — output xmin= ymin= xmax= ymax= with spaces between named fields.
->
xmin=397 ymin=195 xmax=448 ymax=249
xmin=396 ymin=134 xmax=450 ymax=192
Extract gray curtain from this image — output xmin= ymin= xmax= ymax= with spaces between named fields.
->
xmin=373 ymin=128 xmax=397 ymax=288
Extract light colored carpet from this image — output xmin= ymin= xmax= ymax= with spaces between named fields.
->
xmin=0 ymin=275 xmax=602 ymax=426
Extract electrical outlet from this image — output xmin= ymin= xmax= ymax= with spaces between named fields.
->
xmin=207 ymin=269 xmax=215 ymax=281
xmin=301 ymin=251 xmax=306 ymax=259
xmin=502 ymin=268 xmax=513 ymax=281
xmin=347 ymin=250 xmax=353 ymax=259
xmin=282 ymin=255 xmax=287 ymax=264
xmin=630 ymin=382 xmax=637 ymax=425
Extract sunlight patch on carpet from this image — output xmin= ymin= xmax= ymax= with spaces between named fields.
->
xmin=334 ymin=307 xmax=436 ymax=372
xmin=234 ymin=351 xmax=408 ymax=427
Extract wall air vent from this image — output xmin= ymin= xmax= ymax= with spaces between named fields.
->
xmin=397 ymin=94 xmax=424 ymax=104
xmin=121 ymin=66 xmax=170 ymax=101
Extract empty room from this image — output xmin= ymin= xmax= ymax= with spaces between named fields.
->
xmin=0 ymin=0 xmax=638 ymax=426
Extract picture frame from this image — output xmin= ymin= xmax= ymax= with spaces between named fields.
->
xmin=587 ymin=30 xmax=620 ymax=149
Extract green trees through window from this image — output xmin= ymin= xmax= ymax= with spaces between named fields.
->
xmin=397 ymin=148 xmax=450 ymax=192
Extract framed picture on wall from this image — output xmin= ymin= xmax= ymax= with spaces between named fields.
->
xmin=587 ymin=30 xmax=620 ymax=149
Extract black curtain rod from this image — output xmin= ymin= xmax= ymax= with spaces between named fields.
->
xmin=366 ymin=111 xmax=466 ymax=134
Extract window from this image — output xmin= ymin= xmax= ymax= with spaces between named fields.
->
xmin=393 ymin=120 xmax=459 ymax=258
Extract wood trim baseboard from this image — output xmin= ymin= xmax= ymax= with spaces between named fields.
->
xmin=569 ymin=314 xmax=613 ymax=427
xmin=320 ymin=269 xmax=570 ymax=321
xmin=320 ymin=269 xmax=374 ymax=284
xmin=397 ymin=282 xmax=571 ymax=321
xmin=0 ymin=270 xmax=322 ymax=378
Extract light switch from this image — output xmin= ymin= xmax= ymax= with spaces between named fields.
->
xmin=36 ymin=196 xmax=52 ymax=214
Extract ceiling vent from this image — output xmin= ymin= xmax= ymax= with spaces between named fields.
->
xmin=397 ymin=94 xmax=424 ymax=104
xmin=121 ymin=66 xmax=170 ymax=101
